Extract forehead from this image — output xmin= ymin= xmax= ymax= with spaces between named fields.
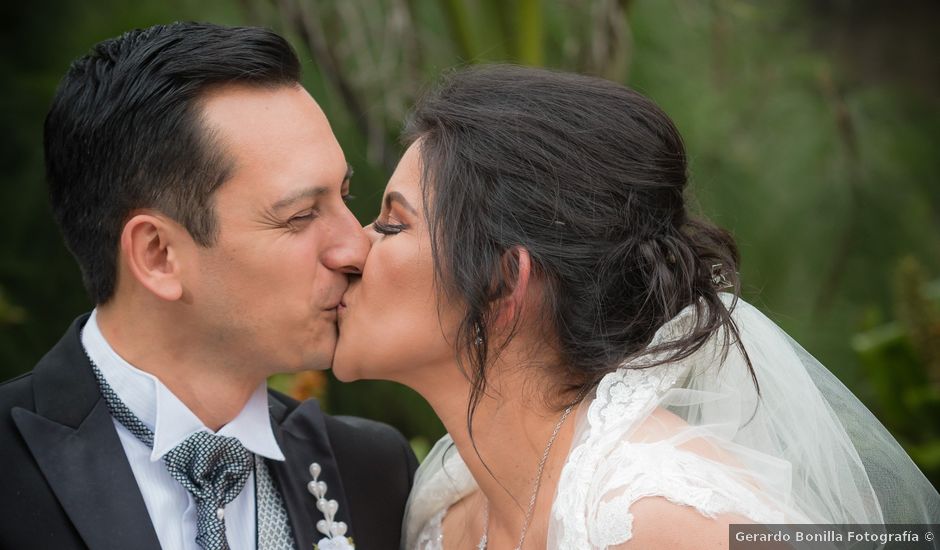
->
xmin=200 ymin=84 xmax=347 ymax=203
xmin=384 ymin=142 xmax=424 ymax=201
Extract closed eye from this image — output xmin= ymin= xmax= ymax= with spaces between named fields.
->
xmin=286 ymin=210 xmax=317 ymax=231
xmin=372 ymin=219 xmax=406 ymax=235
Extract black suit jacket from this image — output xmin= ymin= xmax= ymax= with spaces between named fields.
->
xmin=0 ymin=315 xmax=418 ymax=550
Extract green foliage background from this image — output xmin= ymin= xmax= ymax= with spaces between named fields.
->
xmin=2 ymin=0 xmax=937 ymax=479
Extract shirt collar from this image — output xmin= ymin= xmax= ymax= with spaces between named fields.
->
xmin=80 ymin=309 xmax=285 ymax=462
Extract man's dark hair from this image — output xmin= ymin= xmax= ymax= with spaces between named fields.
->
xmin=44 ymin=22 xmax=301 ymax=304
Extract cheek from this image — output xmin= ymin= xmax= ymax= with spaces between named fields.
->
xmin=365 ymin=240 xmax=433 ymax=320
xmin=356 ymin=240 xmax=458 ymax=368
xmin=233 ymin=237 xmax=321 ymax=294
xmin=195 ymin=238 xmax=319 ymax=323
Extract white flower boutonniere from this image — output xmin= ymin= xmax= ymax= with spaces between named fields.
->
xmin=308 ymin=462 xmax=355 ymax=550
xmin=315 ymin=538 xmax=354 ymax=550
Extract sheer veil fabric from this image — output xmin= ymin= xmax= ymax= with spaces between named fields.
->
xmin=403 ymin=296 xmax=940 ymax=549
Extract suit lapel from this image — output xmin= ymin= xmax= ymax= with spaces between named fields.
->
xmin=268 ymin=396 xmax=355 ymax=549
xmin=12 ymin=316 xmax=160 ymax=550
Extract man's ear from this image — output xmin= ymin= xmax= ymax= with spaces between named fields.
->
xmin=120 ymin=212 xmax=187 ymax=302
xmin=493 ymin=246 xmax=533 ymax=328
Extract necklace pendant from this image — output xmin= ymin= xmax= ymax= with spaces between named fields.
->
xmin=476 ymin=534 xmax=487 ymax=550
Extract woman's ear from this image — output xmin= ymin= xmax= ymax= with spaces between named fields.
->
xmin=494 ymin=246 xmax=532 ymax=328
xmin=119 ymin=212 xmax=186 ymax=301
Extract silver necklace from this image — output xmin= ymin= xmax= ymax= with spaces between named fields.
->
xmin=477 ymin=401 xmax=577 ymax=550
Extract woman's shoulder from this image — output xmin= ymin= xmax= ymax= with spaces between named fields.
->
xmin=552 ymin=397 xmax=785 ymax=548
xmin=403 ymin=434 xmax=478 ymax=548
xmin=607 ymin=496 xmax=753 ymax=550
xmin=552 ymin=430 xmax=780 ymax=548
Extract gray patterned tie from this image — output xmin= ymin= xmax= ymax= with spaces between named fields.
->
xmin=164 ymin=432 xmax=253 ymax=550
xmin=90 ymin=364 xmax=252 ymax=550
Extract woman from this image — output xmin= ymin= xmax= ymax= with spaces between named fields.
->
xmin=333 ymin=65 xmax=939 ymax=548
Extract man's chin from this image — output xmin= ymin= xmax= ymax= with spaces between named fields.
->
xmin=283 ymin=343 xmax=333 ymax=374
xmin=299 ymin=324 xmax=338 ymax=372
xmin=302 ymin=350 xmax=334 ymax=373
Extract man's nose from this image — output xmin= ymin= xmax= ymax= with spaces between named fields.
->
xmin=325 ymin=209 xmax=371 ymax=275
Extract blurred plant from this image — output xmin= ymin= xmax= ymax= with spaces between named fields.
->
xmin=288 ymin=370 xmax=330 ymax=401
xmin=268 ymin=370 xmax=329 ymax=404
xmin=241 ymin=0 xmax=633 ymax=172
xmin=852 ymin=257 xmax=940 ymax=486
xmin=409 ymin=436 xmax=432 ymax=463
xmin=0 ymin=287 xmax=26 ymax=326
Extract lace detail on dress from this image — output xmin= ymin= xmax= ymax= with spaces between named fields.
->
xmin=588 ymin=361 xmax=685 ymax=431
xmin=403 ymin=436 xmax=476 ymax=549
xmin=573 ymin=441 xmax=785 ymax=546
xmin=551 ymin=315 xmax=785 ymax=548
xmin=413 ymin=510 xmax=445 ymax=550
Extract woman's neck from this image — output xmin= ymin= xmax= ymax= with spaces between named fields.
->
xmin=411 ymin=353 xmax=582 ymax=548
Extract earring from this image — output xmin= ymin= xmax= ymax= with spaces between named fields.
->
xmin=474 ymin=322 xmax=484 ymax=346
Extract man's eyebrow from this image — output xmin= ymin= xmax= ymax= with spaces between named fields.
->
xmin=385 ymin=191 xmax=417 ymax=215
xmin=271 ymin=187 xmax=330 ymax=212
xmin=271 ymin=165 xmax=353 ymax=212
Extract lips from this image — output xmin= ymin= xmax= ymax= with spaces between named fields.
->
xmin=324 ymin=290 xmax=347 ymax=311
xmin=338 ymin=283 xmax=356 ymax=316
xmin=339 ymin=289 xmax=354 ymax=311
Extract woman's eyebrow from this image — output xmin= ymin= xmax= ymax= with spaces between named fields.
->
xmin=385 ymin=191 xmax=418 ymax=215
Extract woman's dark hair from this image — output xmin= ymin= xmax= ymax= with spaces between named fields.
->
xmin=44 ymin=22 xmax=301 ymax=304
xmin=404 ymin=65 xmax=753 ymax=429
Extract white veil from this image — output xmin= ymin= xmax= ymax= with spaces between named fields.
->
xmin=403 ymin=296 xmax=940 ymax=548
xmin=548 ymin=296 xmax=939 ymax=547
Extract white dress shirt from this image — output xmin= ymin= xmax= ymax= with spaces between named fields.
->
xmin=81 ymin=310 xmax=286 ymax=550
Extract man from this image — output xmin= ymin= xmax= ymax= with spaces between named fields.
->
xmin=0 ymin=22 xmax=416 ymax=550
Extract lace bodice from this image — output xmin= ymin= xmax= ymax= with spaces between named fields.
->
xmin=547 ymin=362 xmax=784 ymax=547
xmin=407 ymin=360 xmax=784 ymax=549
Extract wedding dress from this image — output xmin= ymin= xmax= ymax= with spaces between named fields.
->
xmin=403 ymin=296 xmax=940 ymax=549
